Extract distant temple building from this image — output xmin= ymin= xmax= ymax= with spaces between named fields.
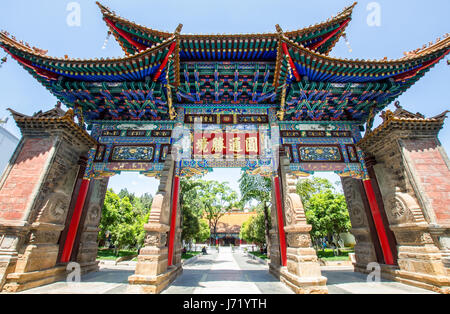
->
xmin=214 ymin=210 xmax=256 ymax=246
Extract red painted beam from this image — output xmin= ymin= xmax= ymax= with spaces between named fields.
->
xmin=2 ymin=47 xmax=59 ymax=80
xmin=273 ymin=176 xmax=287 ymax=267
xmin=153 ymin=41 xmax=177 ymax=82
xmin=394 ymin=50 xmax=449 ymax=82
xmin=104 ymin=18 xmax=147 ymax=52
xmin=168 ymin=175 xmax=180 ymax=266
xmin=281 ymin=42 xmax=301 ymax=82
xmin=362 ymin=179 xmax=395 ymax=265
xmin=60 ymin=179 xmax=90 ymax=263
xmin=309 ymin=19 xmax=350 ymax=51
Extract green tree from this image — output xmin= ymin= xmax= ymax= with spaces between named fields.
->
xmin=180 ymin=178 xmax=206 ymax=246
xmin=99 ymin=189 xmax=150 ymax=253
xmin=240 ymin=217 xmax=254 ymax=244
xmin=239 ymin=172 xmax=272 ymax=252
xmin=296 ymin=177 xmax=334 ymax=207
xmin=181 ymin=205 xmax=200 ymax=244
xmin=306 ymin=190 xmax=351 ymax=247
xmin=195 ymin=219 xmax=211 ymax=243
xmin=118 ymin=188 xmax=136 ymax=203
xmin=199 ymin=181 xmax=239 ymax=244
xmin=240 ymin=210 xmax=267 ymax=247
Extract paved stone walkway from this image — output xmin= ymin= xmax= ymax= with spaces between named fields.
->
xmin=15 ymin=246 xmax=436 ymax=294
xmin=162 ymin=246 xmax=292 ymax=294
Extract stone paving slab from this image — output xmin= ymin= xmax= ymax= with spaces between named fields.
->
xmin=322 ymin=268 xmax=437 ymax=294
xmin=11 ymin=247 xmax=439 ymax=294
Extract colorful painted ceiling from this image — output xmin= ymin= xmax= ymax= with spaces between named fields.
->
xmin=0 ymin=2 xmax=449 ymax=124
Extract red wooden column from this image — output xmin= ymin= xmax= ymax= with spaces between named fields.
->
xmin=168 ymin=174 xmax=180 ymax=267
xmin=60 ymin=178 xmax=91 ymax=263
xmin=362 ymin=179 xmax=395 ymax=265
xmin=273 ymin=175 xmax=287 ymax=267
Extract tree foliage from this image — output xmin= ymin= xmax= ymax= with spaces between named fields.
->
xmin=99 ymin=189 xmax=152 ymax=251
xmin=198 ymin=180 xmax=239 ymax=243
xmin=306 ymin=190 xmax=351 ymax=243
xmin=296 ymin=177 xmax=334 ymax=207
xmin=240 ymin=209 xmax=267 ymax=246
xmin=196 ymin=219 xmax=211 ymax=243
xmin=296 ymin=177 xmax=351 ymax=245
xmin=239 ymin=171 xmax=272 ymax=249
xmin=180 ymin=178 xmax=238 ymax=245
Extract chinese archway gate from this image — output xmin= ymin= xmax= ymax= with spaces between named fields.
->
xmin=0 ymin=3 xmax=449 ymax=294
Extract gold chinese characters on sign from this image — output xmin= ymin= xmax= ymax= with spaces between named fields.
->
xmin=193 ymin=132 xmax=260 ymax=158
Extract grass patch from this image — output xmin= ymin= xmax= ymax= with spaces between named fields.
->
xmin=97 ymin=248 xmax=138 ymax=260
xmin=316 ymin=248 xmax=353 ymax=261
xmin=182 ymin=251 xmax=202 ymax=260
xmin=320 ymin=256 xmax=351 ymax=261
xmin=249 ymin=251 xmax=269 ymax=260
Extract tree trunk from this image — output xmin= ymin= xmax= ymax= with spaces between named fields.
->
xmin=263 ymin=202 xmax=271 ymax=258
xmin=213 ymin=221 xmax=218 ymax=246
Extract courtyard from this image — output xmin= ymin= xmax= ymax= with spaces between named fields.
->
xmin=16 ymin=246 xmax=435 ymax=295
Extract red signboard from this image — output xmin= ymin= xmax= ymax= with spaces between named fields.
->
xmin=193 ymin=132 xmax=260 ymax=158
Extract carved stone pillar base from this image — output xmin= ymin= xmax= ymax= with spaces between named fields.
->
xmin=280 ymin=267 xmax=328 ymax=294
xmin=128 ymin=220 xmax=183 ymax=294
xmin=282 ymin=224 xmax=328 ymax=294
xmin=375 ymin=264 xmax=449 ymax=294
xmin=387 ymin=223 xmax=450 ymax=294
xmin=2 ymin=265 xmax=66 ymax=293
xmin=127 ymin=264 xmax=182 ymax=294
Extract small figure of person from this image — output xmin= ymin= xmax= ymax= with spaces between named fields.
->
xmin=331 ymin=242 xmax=338 ymax=256
xmin=202 ymin=246 xmax=207 ymax=255
xmin=182 ymin=247 xmax=187 ymax=254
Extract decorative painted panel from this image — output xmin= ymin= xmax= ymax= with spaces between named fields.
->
xmin=346 ymin=144 xmax=359 ymax=162
xmin=94 ymin=145 xmax=106 ymax=162
xmin=298 ymin=145 xmax=343 ymax=162
xmin=126 ymin=130 xmax=146 ymax=137
xmin=109 ymin=145 xmax=155 ymax=162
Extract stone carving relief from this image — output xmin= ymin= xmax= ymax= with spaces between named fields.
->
xmin=36 ymin=165 xmax=79 ymax=224
xmin=284 ymin=193 xmax=306 ymax=226
xmin=385 ymin=192 xmax=426 ymax=225
xmin=28 ymin=230 xmax=60 ymax=244
xmin=287 ymin=233 xmax=312 ymax=248
xmin=37 ymin=191 xmax=70 ymax=224
xmin=87 ymin=204 xmax=101 ymax=226
xmin=144 ymin=232 xmax=167 ymax=247
xmin=341 ymin=177 xmax=366 ymax=228
xmin=285 ymin=197 xmax=294 ymax=226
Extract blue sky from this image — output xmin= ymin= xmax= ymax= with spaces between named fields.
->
xmin=0 ymin=1 xmax=448 ymax=196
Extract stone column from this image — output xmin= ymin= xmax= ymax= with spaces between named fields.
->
xmin=0 ymin=107 xmax=96 ymax=292
xmin=358 ymin=107 xmax=450 ymax=293
xmin=74 ymin=177 xmax=109 ymax=274
xmin=341 ymin=177 xmax=383 ymax=272
xmin=276 ymin=154 xmax=328 ymax=294
xmin=128 ymin=156 xmax=182 ymax=293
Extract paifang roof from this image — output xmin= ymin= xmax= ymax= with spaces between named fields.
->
xmin=96 ymin=1 xmax=357 ymax=58
xmin=0 ymin=3 xmax=448 ymax=124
